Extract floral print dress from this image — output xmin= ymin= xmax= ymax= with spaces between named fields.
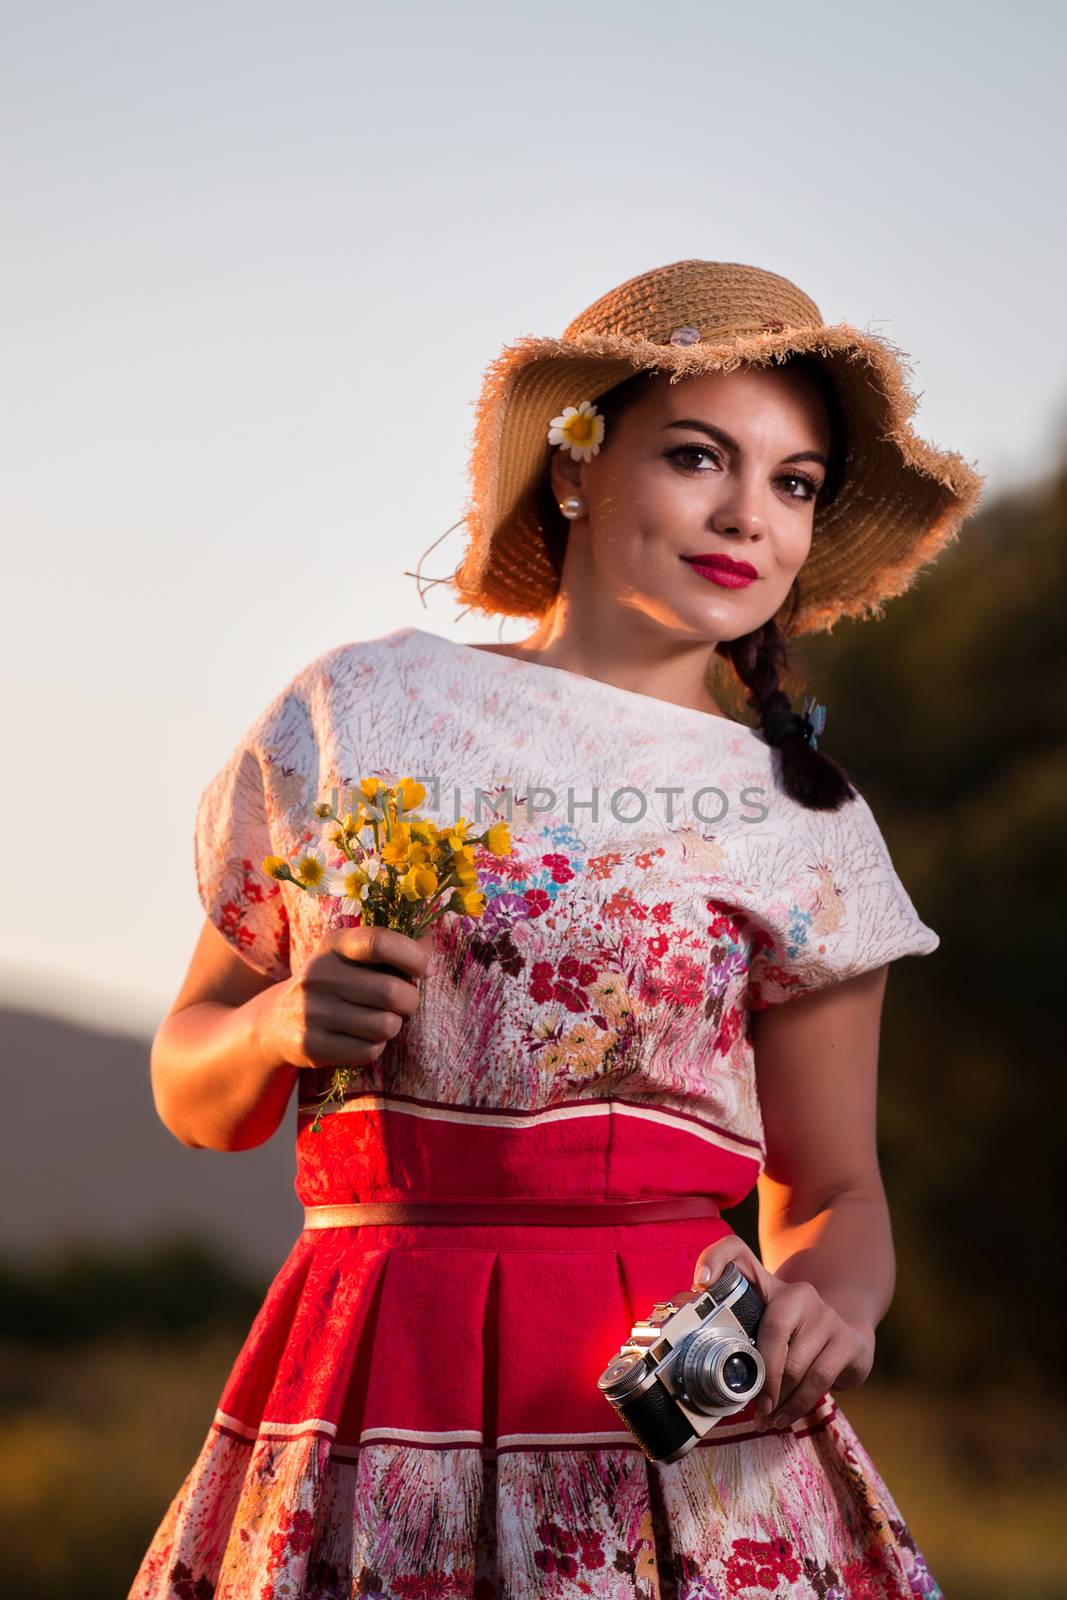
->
xmin=130 ymin=625 xmax=944 ymax=1600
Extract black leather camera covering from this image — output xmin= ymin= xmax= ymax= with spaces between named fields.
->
xmin=617 ymin=1377 xmax=696 ymax=1462
xmin=729 ymin=1281 xmax=765 ymax=1339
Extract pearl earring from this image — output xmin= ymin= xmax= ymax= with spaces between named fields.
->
xmin=559 ymin=496 xmax=585 ymax=520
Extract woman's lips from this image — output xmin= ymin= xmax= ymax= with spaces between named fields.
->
xmin=682 ymin=555 xmax=758 ymax=589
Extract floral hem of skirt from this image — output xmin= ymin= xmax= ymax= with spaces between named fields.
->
xmin=129 ymin=1401 xmax=942 ymax=1599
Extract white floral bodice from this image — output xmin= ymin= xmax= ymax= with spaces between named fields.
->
xmin=193 ymin=626 xmax=939 ymax=1176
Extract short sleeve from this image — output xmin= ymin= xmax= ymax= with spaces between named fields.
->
xmin=746 ymin=792 xmax=939 ymax=1010
xmin=194 ymin=709 xmax=294 ymax=983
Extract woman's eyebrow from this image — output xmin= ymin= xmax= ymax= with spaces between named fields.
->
xmin=662 ymin=418 xmax=828 ymax=469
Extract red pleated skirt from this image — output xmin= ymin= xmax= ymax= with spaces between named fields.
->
xmin=129 ymin=1094 xmax=943 ymax=1598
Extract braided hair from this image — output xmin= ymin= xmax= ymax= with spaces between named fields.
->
xmin=533 ymin=359 xmax=858 ymax=811
xmin=715 ymin=612 xmax=855 ymax=810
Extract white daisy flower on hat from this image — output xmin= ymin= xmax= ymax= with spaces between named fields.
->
xmin=547 ymin=401 xmax=605 ymax=463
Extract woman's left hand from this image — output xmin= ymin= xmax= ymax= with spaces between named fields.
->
xmin=691 ymin=1235 xmax=876 ymax=1429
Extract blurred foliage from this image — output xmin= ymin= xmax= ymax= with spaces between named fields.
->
xmin=0 ymin=1233 xmax=264 ymax=1347
xmin=0 ymin=1242 xmax=267 ymax=1597
xmin=0 ymin=1329 xmax=241 ymax=1600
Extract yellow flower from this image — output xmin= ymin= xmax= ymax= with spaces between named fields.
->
xmin=547 ymin=401 xmax=605 ymax=463
xmin=260 ymin=855 xmax=290 ymax=880
xmin=393 ymin=777 xmax=426 ymax=815
xmin=380 ymin=823 xmax=414 ymax=867
xmin=485 ymin=821 xmax=511 ymax=857
xmin=454 ymin=887 xmax=485 ymax=917
xmin=358 ymin=777 xmax=387 ymax=820
xmin=399 ymin=863 xmax=439 ymax=902
xmin=452 ymin=857 xmax=478 ymax=888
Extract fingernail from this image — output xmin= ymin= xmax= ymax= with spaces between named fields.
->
xmin=696 ymin=1265 xmax=712 ymax=1287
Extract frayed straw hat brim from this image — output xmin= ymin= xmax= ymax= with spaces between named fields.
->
xmin=449 ymin=265 xmax=985 ymax=638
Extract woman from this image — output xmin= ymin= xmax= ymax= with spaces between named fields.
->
xmin=131 ymin=259 xmax=984 ymax=1598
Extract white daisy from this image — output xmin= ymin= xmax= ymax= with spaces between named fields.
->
xmin=292 ymin=846 xmax=331 ymax=896
xmin=328 ymin=862 xmax=373 ymax=912
xmin=547 ymin=401 xmax=605 ymax=463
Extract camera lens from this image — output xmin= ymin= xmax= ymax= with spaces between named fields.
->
xmin=679 ymin=1327 xmax=765 ymax=1410
xmin=721 ymin=1352 xmax=758 ymax=1393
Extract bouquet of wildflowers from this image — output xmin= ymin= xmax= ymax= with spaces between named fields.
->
xmin=261 ymin=776 xmax=512 ymax=1130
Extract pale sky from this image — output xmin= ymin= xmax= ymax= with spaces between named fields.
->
xmin=3 ymin=0 xmax=1065 ymax=1034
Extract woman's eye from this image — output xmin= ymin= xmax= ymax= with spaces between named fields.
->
xmin=779 ymin=472 xmax=820 ymax=503
xmin=667 ymin=444 xmax=720 ymax=472
xmin=666 ymin=446 xmax=819 ymax=502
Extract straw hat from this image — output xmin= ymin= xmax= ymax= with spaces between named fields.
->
xmin=445 ymin=259 xmax=985 ymax=638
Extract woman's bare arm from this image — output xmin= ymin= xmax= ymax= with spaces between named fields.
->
xmin=150 ymin=918 xmax=430 ymax=1154
xmin=751 ymin=964 xmax=896 ymax=1341
xmin=150 ymin=919 xmax=300 ymax=1152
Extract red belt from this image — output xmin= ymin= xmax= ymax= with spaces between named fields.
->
xmin=302 ymin=1196 xmax=721 ymax=1228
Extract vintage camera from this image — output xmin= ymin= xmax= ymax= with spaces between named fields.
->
xmin=596 ymin=1263 xmax=766 ymax=1462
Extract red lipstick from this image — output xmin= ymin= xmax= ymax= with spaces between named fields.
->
xmin=682 ymin=554 xmax=758 ymax=589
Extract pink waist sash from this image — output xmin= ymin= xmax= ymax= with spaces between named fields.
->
xmin=302 ymin=1195 xmax=722 ymax=1228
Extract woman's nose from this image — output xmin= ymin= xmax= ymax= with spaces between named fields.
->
xmin=709 ymin=473 xmax=770 ymax=539
xmin=710 ymin=505 xmax=767 ymax=540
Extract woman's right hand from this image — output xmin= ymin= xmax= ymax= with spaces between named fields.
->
xmin=253 ymin=924 xmax=434 ymax=1072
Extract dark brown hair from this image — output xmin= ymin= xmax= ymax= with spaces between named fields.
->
xmin=532 ymin=358 xmax=858 ymax=811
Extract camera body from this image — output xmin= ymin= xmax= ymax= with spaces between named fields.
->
xmin=596 ymin=1262 xmax=766 ymax=1462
